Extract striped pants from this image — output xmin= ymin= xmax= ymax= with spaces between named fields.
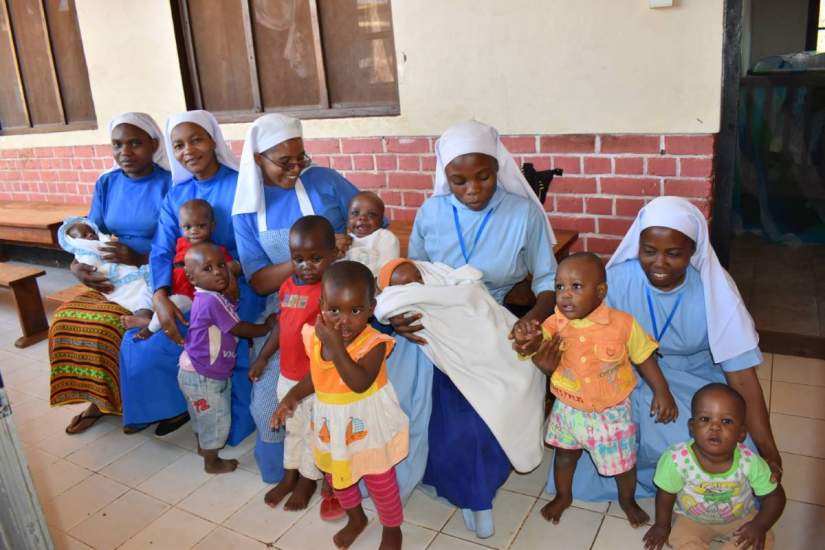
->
xmin=326 ymin=468 xmax=403 ymax=527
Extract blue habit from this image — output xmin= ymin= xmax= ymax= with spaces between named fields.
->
xmin=88 ymin=164 xmax=171 ymax=255
xmin=119 ymin=164 xmax=264 ymax=446
xmin=409 ymin=187 xmax=557 ymax=510
xmin=234 ymin=166 xmax=359 ymax=482
xmin=546 ymin=259 xmax=762 ymax=500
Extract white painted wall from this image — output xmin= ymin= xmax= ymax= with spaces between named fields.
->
xmin=0 ymin=0 xmax=724 ymax=149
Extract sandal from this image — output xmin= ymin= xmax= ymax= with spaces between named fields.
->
xmin=122 ymin=423 xmax=149 ymax=435
xmin=154 ymin=412 xmax=190 ymax=436
xmin=320 ymin=492 xmax=345 ymax=521
xmin=65 ymin=408 xmax=104 ymax=434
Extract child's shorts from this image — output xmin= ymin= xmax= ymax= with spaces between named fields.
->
xmin=177 ymin=368 xmax=232 ymax=450
xmin=545 ymin=397 xmax=636 ymax=477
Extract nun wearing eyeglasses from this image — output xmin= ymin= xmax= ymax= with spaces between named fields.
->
xmin=231 ymin=114 xmax=359 ymax=501
xmin=119 ymin=110 xmax=262 ymax=442
xmin=553 ymin=196 xmax=782 ymax=502
xmin=390 ymin=120 xmax=558 ymax=539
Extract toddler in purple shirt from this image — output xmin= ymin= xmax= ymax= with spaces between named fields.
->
xmin=177 ymin=242 xmax=274 ymax=474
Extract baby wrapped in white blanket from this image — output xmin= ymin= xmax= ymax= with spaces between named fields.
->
xmin=58 ymin=217 xmax=190 ymax=334
xmin=374 ymin=259 xmax=544 ymax=473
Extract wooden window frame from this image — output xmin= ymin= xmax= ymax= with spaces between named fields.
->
xmin=171 ymin=0 xmax=400 ymax=123
xmin=0 ymin=0 xmax=97 ymax=136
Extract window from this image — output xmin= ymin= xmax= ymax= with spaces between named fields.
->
xmin=172 ymin=0 xmax=400 ymax=122
xmin=0 ymin=0 xmax=96 ymax=135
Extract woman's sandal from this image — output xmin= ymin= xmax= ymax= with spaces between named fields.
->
xmin=65 ymin=409 xmax=104 ymax=434
xmin=154 ymin=412 xmax=190 ymax=436
xmin=122 ymin=424 xmax=149 ymax=435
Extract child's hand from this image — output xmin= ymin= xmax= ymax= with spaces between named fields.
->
xmin=533 ymin=334 xmax=563 ymax=375
xmin=509 ymin=319 xmax=543 ymax=355
xmin=224 ymin=271 xmax=240 ymax=303
xmin=642 ymin=524 xmax=670 ymax=550
xmin=315 ymin=313 xmax=345 ymax=351
xmin=334 ymin=233 xmax=353 ymax=258
xmin=272 ymin=395 xmax=298 ymax=430
xmin=734 ymin=520 xmax=768 ymax=550
xmin=264 ymin=313 xmax=278 ymax=330
xmin=651 ymin=389 xmax=678 ymax=423
xmin=249 ymin=358 xmax=267 ymax=382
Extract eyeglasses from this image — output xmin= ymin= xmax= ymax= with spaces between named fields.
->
xmin=260 ymin=153 xmax=312 ymax=171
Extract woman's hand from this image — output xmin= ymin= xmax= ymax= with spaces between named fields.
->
xmin=388 ymin=312 xmax=426 ymax=345
xmin=509 ymin=319 xmax=543 ymax=355
xmin=71 ymin=261 xmax=114 ymax=293
xmin=152 ymin=289 xmax=187 ymax=345
xmin=335 ymin=233 xmax=353 ymax=258
xmin=99 ymin=241 xmax=146 ymax=267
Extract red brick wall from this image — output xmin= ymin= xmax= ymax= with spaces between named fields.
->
xmin=0 ymin=133 xmax=714 ymax=255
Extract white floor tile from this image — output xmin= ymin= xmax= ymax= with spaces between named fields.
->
xmin=119 ymin=507 xmax=215 ymax=550
xmin=65 ymin=428 xmax=148 ymax=471
xmin=441 ymin=489 xmax=535 ymax=549
xmin=33 ymin=414 xmax=119 ymax=458
xmin=216 ymin=432 xmax=256 ymax=459
xmin=427 ymin=533 xmax=492 ymax=549
xmin=178 ymin=467 xmax=264 ymax=523
xmin=49 ymin=528 xmax=94 ymax=550
xmin=22 ymin=443 xmax=61 ymax=472
xmin=772 ymin=413 xmax=825 ymax=459
xmin=223 ymin=486 xmax=315 ymax=543
xmin=539 ymin=492 xmax=611 ymax=514
xmin=350 ymin=521 xmax=438 ymax=550
xmin=99 ymin=438 xmax=186 ymax=487
xmin=137 ymin=452 xmax=213 ymax=505
xmin=591 ymin=515 xmax=648 ymax=550
xmin=773 ymin=499 xmax=825 ymax=550
xmin=402 ymin=488 xmax=456 ymax=531
xmin=152 ymin=423 xmax=198 ymax=452
xmin=276 ymin=499 xmax=376 ymax=550
xmin=9 ymin=396 xmax=52 ymax=424
xmin=771 ymin=382 xmax=825 ymax=420
xmin=68 ymin=489 xmax=169 ymax=550
xmin=237 ymin=449 xmax=260 ymax=474
xmin=781 ymin=452 xmax=825 ymax=506
xmin=41 ymin=474 xmax=128 ymax=531
xmin=503 ymin=448 xmax=552 ymax=497
xmin=509 ymin=501 xmax=602 ymax=550
xmin=30 ymin=457 xmax=93 ymax=502
xmin=773 ymin=354 xmax=825 ymax=387
xmin=193 ymin=526 xmax=267 ymax=549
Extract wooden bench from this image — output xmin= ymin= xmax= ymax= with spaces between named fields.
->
xmin=0 ymin=200 xmax=87 ymax=251
xmin=0 ymin=264 xmax=49 ymax=348
xmin=46 ymin=283 xmax=88 ymax=306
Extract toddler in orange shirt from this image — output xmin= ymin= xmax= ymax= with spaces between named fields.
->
xmin=515 ymin=252 xmax=678 ymax=527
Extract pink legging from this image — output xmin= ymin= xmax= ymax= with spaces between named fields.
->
xmin=326 ymin=468 xmax=403 ymax=527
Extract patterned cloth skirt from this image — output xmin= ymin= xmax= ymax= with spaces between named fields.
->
xmin=49 ymin=290 xmax=129 ymax=414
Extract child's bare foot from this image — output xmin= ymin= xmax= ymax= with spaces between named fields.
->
xmin=264 ymin=469 xmax=298 ymax=508
xmin=378 ymin=526 xmax=402 ymax=550
xmin=333 ymin=507 xmax=368 ymax=549
xmin=618 ymin=498 xmax=650 ymax=527
xmin=540 ymin=494 xmax=573 ymax=524
xmin=202 ymin=449 xmax=238 ymax=474
xmin=284 ymin=475 xmax=317 ymax=511
xmin=132 ymin=327 xmax=153 ymax=340
xmin=121 ymin=314 xmax=151 ymax=329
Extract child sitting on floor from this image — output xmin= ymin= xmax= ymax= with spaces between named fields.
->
xmin=643 ymin=383 xmax=785 ymax=550
xmin=177 ymin=242 xmax=274 ymax=474
xmin=273 ymin=261 xmax=408 ymax=550
xmin=249 ymin=215 xmax=337 ymax=512
xmin=514 ymin=252 xmax=678 ymax=527
xmin=344 ymin=191 xmax=399 ymax=277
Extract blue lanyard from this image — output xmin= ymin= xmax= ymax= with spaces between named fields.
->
xmin=645 ymin=285 xmax=683 ymax=343
xmin=452 ymin=204 xmax=494 ymax=263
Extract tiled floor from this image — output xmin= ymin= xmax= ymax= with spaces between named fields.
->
xmin=1 ymin=265 xmax=824 ymax=549
xmin=729 ymin=233 xmax=825 ymax=337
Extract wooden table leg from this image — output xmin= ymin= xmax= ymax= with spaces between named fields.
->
xmin=9 ymin=277 xmax=49 ymax=348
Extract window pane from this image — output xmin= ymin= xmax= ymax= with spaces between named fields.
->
xmin=43 ymin=0 xmax=95 ymax=124
xmin=252 ymin=0 xmax=322 ymax=110
xmin=818 ymin=29 xmax=825 ymax=52
xmin=7 ymin=0 xmax=63 ymax=126
xmin=0 ymin=2 xmax=28 ymax=129
xmin=187 ymin=0 xmax=254 ymax=113
xmin=318 ymin=0 xmax=399 ymax=109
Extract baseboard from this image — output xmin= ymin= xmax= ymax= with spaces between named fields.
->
xmin=758 ymin=330 xmax=825 ymax=359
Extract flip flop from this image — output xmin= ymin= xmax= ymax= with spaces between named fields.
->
xmin=65 ymin=409 xmax=104 ymax=434
xmin=122 ymin=423 xmax=149 ymax=435
xmin=154 ymin=412 xmax=190 ymax=436
xmin=320 ymin=493 xmax=345 ymax=521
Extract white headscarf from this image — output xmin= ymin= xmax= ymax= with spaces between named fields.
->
xmin=607 ymin=196 xmax=759 ymax=364
xmin=232 ymin=113 xmax=303 ymax=216
xmin=164 ymin=110 xmax=239 ymax=185
xmin=107 ymin=112 xmax=169 ymax=171
xmin=434 ymin=120 xmax=556 ymax=243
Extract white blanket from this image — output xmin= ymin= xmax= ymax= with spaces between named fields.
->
xmin=345 ymin=228 xmax=400 ymax=277
xmin=374 ymin=262 xmax=544 ymax=472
